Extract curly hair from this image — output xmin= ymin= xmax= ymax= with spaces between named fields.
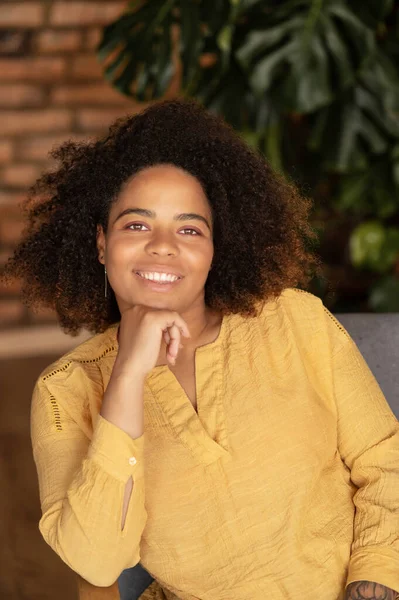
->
xmin=1 ymin=98 xmax=324 ymax=335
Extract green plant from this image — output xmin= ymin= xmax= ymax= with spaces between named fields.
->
xmin=97 ymin=0 xmax=399 ymax=311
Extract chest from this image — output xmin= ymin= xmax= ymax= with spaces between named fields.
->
xmin=169 ymin=359 xmax=197 ymax=411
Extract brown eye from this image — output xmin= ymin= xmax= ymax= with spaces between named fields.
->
xmin=126 ymin=223 xmax=148 ymax=231
xmin=181 ymin=228 xmax=200 ymax=235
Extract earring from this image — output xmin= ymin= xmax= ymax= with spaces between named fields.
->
xmin=104 ymin=265 xmax=107 ymax=299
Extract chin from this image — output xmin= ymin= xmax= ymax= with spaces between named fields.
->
xmin=130 ymin=296 xmax=180 ymax=310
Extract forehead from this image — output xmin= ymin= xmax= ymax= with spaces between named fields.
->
xmin=115 ymin=164 xmax=211 ymax=211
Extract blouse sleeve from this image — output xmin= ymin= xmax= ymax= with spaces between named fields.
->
xmin=326 ymin=309 xmax=399 ymax=593
xmin=31 ymin=362 xmax=148 ymax=587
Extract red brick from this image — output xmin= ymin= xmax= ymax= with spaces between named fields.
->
xmin=0 ymin=3 xmax=44 ymax=28
xmin=0 ymin=84 xmax=44 ymax=107
xmin=0 ymin=300 xmax=25 ymax=326
xmin=1 ymin=110 xmax=72 ymax=135
xmin=0 ymin=141 xmax=13 ymax=164
xmin=0 ymin=216 xmax=25 ymax=245
xmin=2 ymin=164 xmax=42 ymax=188
xmin=0 ymin=249 xmax=12 ymax=267
xmin=0 ymin=277 xmax=23 ymax=295
xmin=0 ymin=202 xmax=21 ymax=218
xmin=29 ymin=304 xmax=58 ymax=324
xmin=70 ymin=54 xmax=103 ymax=79
xmin=76 ymin=108 xmax=134 ymax=131
xmin=0 ymin=31 xmax=28 ymax=55
xmin=0 ymin=57 xmax=65 ymax=81
xmin=50 ymin=2 xmax=125 ymax=26
xmin=34 ymin=29 xmax=82 ymax=53
xmin=17 ymin=133 xmax=96 ymax=161
xmin=51 ymin=83 xmax=133 ymax=105
xmin=85 ymin=27 xmax=102 ymax=50
xmin=0 ymin=191 xmax=26 ymax=207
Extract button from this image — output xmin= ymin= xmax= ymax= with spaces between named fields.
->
xmin=128 ymin=456 xmax=137 ymax=466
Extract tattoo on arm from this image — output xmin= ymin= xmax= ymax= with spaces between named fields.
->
xmin=345 ymin=581 xmax=398 ymax=600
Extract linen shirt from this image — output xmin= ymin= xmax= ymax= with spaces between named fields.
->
xmin=31 ymin=287 xmax=399 ymax=599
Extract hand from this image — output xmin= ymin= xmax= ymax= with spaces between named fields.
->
xmin=116 ymin=305 xmax=191 ymax=377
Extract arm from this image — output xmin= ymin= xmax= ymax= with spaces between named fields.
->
xmin=330 ymin=325 xmax=399 ymax=593
xmin=344 ymin=581 xmax=398 ymax=599
xmin=99 ymin=357 xmax=145 ymax=529
xmin=31 ymin=362 xmax=147 ymax=587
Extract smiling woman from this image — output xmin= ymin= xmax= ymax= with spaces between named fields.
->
xmin=1 ymin=97 xmax=322 ymax=335
xmin=2 ymin=99 xmax=398 ymax=600
xmin=96 ymin=164 xmax=215 ymax=315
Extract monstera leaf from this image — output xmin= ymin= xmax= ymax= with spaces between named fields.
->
xmin=349 ymin=0 xmax=394 ymax=28
xmin=97 ymin=0 xmax=399 ymax=173
xmin=335 ymin=143 xmax=399 ymax=219
xmin=97 ymin=0 xmax=231 ymax=100
xmin=236 ymin=0 xmax=375 ymax=113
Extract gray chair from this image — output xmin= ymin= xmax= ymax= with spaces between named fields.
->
xmin=77 ymin=313 xmax=399 ymax=600
xmin=337 ymin=313 xmax=399 ymax=418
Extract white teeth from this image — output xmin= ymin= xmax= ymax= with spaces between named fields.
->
xmin=137 ymin=271 xmax=179 ymax=283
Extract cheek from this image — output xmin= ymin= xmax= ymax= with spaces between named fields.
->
xmin=185 ymin=243 xmax=213 ymax=270
xmin=107 ymin=235 xmax=140 ymax=264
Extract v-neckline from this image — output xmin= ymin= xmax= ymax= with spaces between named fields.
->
xmin=144 ymin=313 xmax=232 ymax=464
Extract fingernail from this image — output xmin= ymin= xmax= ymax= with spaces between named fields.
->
xmin=179 ymin=343 xmax=184 ymax=349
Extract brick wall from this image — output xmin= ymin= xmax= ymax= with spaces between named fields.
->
xmin=0 ymin=1 xmax=180 ymax=330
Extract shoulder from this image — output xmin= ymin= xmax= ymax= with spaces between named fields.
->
xmin=34 ymin=323 xmax=119 ymax=393
xmin=31 ymin=325 xmax=119 ymax=443
xmin=276 ymin=287 xmax=324 ymax=322
xmin=254 ymin=287 xmax=350 ymax=349
xmin=255 ymin=287 xmax=324 ymax=323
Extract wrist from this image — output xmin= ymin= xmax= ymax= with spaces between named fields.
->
xmin=112 ymin=355 xmax=147 ymax=381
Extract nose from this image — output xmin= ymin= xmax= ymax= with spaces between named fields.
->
xmin=145 ymin=229 xmax=178 ymax=257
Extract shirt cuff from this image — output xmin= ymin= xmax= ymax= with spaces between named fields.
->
xmin=87 ymin=413 xmax=145 ymax=482
xmin=347 ymin=547 xmax=399 ymax=593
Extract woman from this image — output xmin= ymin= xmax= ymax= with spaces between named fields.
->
xmin=3 ymin=99 xmax=399 ymax=600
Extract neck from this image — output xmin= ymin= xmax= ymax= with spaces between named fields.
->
xmin=181 ymin=305 xmax=213 ymax=344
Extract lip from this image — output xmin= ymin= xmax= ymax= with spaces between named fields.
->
xmin=134 ymin=272 xmax=183 ymax=291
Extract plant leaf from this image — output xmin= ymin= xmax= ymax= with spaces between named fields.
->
xmin=236 ymin=18 xmax=303 ymax=68
xmin=98 ymin=0 xmax=176 ymax=99
xmin=236 ymin=1 xmax=377 ymax=113
xmin=369 ymin=276 xmax=399 ymax=312
xmin=350 ymin=220 xmax=386 ymax=270
xmin=321 ymin=16 xmax=354 ymax=90
xmin=179 ymin=0 xmax=202 ymax=89
xmin=349 ymin=0 xmax=394 ymax=28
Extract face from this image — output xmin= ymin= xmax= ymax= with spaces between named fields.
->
xmin=96 ymin=164 xmax=214 ymax=316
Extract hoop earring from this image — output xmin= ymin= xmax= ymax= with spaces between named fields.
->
xmin=104 ymin=265 xmax=107 ymax=299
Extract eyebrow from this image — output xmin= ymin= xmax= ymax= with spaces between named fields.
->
xmin=113 ymin=208 xmax=211 ymax=231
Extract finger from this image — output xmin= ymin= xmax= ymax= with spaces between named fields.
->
xmin=164 ymin=316 xmax=191 ymax=339
xmin=179 ymin=323 xmax=191 ymax=338
xmin=166 ymin=324 xmax=181 ymax=363
xmin=163 ymin=329 xmax=171 ymax=345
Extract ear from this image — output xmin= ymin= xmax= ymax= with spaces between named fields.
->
xmin=96 ymin=224 xmax=106 ymax=265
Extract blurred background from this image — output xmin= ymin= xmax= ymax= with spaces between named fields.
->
xmin=0 ymin=1 xmax=398 ymax=598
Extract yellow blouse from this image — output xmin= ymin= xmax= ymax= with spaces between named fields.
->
xmin=31 ymin=288 xmax=399 ymax=599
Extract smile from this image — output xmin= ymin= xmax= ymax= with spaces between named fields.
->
xmin=134 ymin=271 xmax=183 ymax=289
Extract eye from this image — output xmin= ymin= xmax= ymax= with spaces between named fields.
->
xmin=180 ymin=228 xmax=200 ymax=235
xmin=126 ymin=223 xmax=148 ymax=231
